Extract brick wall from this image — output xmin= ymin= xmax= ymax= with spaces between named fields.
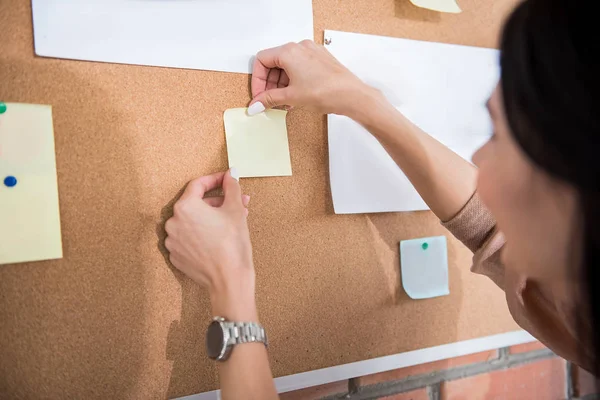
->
xmin=279 ymin=342 xmax=599 ymax=400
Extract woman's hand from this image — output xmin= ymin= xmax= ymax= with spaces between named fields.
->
xmin=165 ymin=169 xmax=257 ymax=320
xmin=249 ymin=40 xmax=373 ymax=117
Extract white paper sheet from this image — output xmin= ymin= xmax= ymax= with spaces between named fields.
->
xmin=31 ymin=0 xmax=314 ymax=74
xmin=325 ymin=30 xmax=500 ymax=214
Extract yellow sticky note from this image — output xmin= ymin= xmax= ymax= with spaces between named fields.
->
xmin=0 ymin=103 xmax=63 ymax=265
xmin=410 ymin=0 xmax=461 ymax=13
xmin=224 ymin=108 xmax=292 ymax=178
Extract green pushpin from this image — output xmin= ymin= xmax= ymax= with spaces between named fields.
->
xmin=422 ymin=242 xmax=429 ymax=250
xmin=0 ymin=102 xmax=6 ymax=114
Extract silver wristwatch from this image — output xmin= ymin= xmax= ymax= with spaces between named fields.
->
xmin=206 ymin=316 xmax=268 ymax=361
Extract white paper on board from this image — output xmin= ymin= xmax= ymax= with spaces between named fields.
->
xmin=324 ymin=30 xmax=500 ymax=214
xmin=31 ymin=0 xmax=314 ymax=74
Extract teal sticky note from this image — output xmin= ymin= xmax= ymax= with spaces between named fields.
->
xmin=400 ymin=236 xmax=449 ymax=299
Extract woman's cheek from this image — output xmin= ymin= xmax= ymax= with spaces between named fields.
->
xmin=476 ymin=163 xmax=499 ymax=214
xmin=477 ymin=164 xmax=517 ymax=270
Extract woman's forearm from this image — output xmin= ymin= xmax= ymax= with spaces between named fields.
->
xmin=347 ymin=88 xmax=478 ymax=221
xmin=218 ymin=340 xmax=278 ymax=400
xmin=211 ymin=287 xmax=279 ymax=400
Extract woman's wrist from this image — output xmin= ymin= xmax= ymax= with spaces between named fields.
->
xmin=344 ymin=86 xmax=392 ymax=125
xmin=344 ymin=85 xmax=416 ymax=143
xmin=210 ymin=272 xmax=259 ymax=321
xmin=211 ymin=297 xmax=259 ymax=322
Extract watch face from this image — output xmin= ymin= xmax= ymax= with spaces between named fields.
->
xmin=206 ymin=321 xmax=225 ymax=359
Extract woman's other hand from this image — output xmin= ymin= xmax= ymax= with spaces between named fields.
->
xmin=165 ymin=169 xmax=256 ymax=320
xmin=249 ymin=40 xmax=372 ymax=116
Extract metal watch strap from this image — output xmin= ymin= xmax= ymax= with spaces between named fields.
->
xmin=224 ymin=321 xmax=268 ymax=347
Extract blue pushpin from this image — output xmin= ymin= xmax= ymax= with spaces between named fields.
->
xmin=3 ymin=176 xmax=17 ymax=187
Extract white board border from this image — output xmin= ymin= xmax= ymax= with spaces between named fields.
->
xmin=175 ymin=330 xmax=536 ymax=400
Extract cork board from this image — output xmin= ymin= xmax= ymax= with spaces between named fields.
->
xmin=0 ymin=0 xmax=520 ymax=398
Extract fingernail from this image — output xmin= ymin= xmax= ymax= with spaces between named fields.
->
xmin=230 ymin=167 xmax=240 ymax=181
xmin=247 ymin=102 xmax=265 ymax=116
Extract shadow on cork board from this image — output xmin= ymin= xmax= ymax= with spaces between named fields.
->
xmin=394 ymin=0 xmax=443 ymax=22
xmin=156 ymin=186 xmax=219 ymax=399
xmin=0 ymin=58 xmax=146 ymax=396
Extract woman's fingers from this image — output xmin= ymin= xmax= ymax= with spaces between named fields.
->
xmin=265 ymin=68 xmax=282 ymax=91
xmin=256 ymin=44 xmax=291 ymax=69
xmin=250 ymin=40 xmax=369 ymax=116
xmin=251 ymin=57 xmax=271 ymax=98
xmin=242 ymin=195 xmax=251 ymax=207
xmin=278 ymin=70 xmax=290 ymax=87
xmin=166 ymin=173 xmax=255 ymax=294
xmin=204 ymin=197 xmax=224 ymax=207
xmin=248 ymin=87 xmax=293 ymax=114
xmin=181 ymin=172 xmax=226 ymax=202
xmin=251 ymin=64 xmax=290 ymax=100
xmin=251 ymin=44 xmax=292 ymax=98
xmin=203 ymin=194 xmax=251 ymax=208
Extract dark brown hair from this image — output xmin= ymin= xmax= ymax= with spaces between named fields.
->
xmin=500 ymin=0 xmax=600 ymax=373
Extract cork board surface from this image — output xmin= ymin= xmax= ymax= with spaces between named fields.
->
xmin=0 ymin=0 xmax=520 ymax=398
